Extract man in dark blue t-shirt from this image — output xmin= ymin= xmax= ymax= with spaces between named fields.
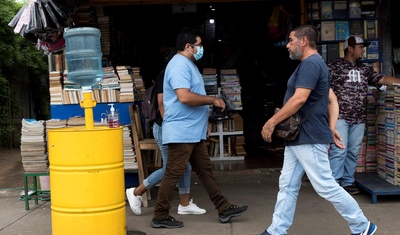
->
xmin=259 ymin=25 xmax=377 ymax=235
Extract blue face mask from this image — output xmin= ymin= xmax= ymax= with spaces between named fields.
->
xmin=193 ymin=46 xmax=204 ymax=61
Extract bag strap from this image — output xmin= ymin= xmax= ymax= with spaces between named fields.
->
xmin=294 ymin=63 xmax=328 ymax=127
xmin=298 ymin=91 xmax=327 ymax=127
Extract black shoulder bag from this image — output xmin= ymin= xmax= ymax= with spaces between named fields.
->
xmin=273 ymin=88 xmax=328 ymax=141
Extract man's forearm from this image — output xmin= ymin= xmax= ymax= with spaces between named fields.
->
xmin=328 ymin=88 xmax=339 ymax=130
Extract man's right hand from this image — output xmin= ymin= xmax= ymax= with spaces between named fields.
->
xmin=332 ymin=129 xmax=345 ymax=149
xmin=213 ymin=98 xmax=226 ymax=111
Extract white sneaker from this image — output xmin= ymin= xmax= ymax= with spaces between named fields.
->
xmin=177 ymin=199 xmax=206 ymax=215
xmin=126 ymin=187 xmax=142 ymax=215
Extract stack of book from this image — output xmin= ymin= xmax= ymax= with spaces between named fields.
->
xmin=101 ymin=66 xmax=120 ymax=90
xmin=357 ymin=87 xmax=379 ymax=172
xmin=49 ymin=71 xmax=63 ymax=105
xmin=202 ymin=68 xmax=218 ymax=96
xmin=132 ymin=67 xmax=145 ymax=101
xmin=67 ymin=116 xmax=85 ymax=126
xmin=45 ymin=119 xmax=67 ymax=129
xmin=376 ymin=85 xmax=399 ymax=185
xmin=122 ymin=125 xmax=137 ymax=170
xmin=384 ymin=85 xmax=397 ymax=185
xmin=62 ymin=72 xmax=82 ymax=104
xmin=20 ymin=119 xmax=48 ymax=172
xmin=376 ymin=89 xmax=387 ymax=179
xmin=366 ymin=87 xmax=378 ymax=171
xmin=220 ymin=69 xmax=242 ymax=109
xmin=96 ymin=6 xmax=110 ymax=57
xmin=391 ymin=84 xmax=400 ymax=185
xmin=116 ymin=66 xmax=135 ymax=102
xmin=100 ymin=66 xmax=120 ymax=102
xmin=235 ymin=136 xmax=246 ymax=156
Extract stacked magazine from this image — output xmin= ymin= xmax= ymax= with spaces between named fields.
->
xmin=20 ymin=119 xmax=48 ymax=172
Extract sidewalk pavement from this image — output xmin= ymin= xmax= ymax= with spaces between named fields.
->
xmin=1 ymin=168 xmax=399 ymax=235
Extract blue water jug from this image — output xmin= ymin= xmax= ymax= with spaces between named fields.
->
xmin=64 ymin=27 xmax=104 ymax=87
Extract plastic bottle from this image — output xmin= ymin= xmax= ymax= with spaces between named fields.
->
xmin=107 ymin=104 xmax=120 ymax=128
xmin=64 ymin=27 xmax=104 ymax=87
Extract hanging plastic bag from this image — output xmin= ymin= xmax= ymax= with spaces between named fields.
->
xmin=43 ymin=0 xmax=64 ymax=29
xmin=49 ymin=0 xmax=72 ymax=24
xmin=8 ymin=4 xmax=27 ymax=28
xmin=14 ymin=1 xmax=34 ymax=35
xmin=27 ymin=2 xmax=44 ymax=34
xmin=38 ymin=1 xmax=58 ymax=30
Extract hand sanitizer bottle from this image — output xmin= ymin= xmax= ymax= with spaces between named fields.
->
xmin=107 ymin=104 xmax=120 ymax=128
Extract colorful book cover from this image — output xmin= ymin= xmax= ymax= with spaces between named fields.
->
xmin=335 ymin=21 xmax=349 ymax=40
xmin=320 ymin=21 xmax=335 ymax=41
xmin=367 ymin=40 xmax=379 ymax=60
xmin=320 ymin=1 xmax=333 ymax=19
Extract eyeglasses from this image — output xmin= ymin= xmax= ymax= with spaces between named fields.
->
xmin=190 ymin=43 xmax=202 ymax=47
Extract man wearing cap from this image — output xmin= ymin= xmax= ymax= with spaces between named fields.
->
xmin=327 ymin=35 xmax=400 ymax=195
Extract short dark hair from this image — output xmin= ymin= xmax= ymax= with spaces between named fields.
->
xmin=176 ymin=27 xmax=201 ymax=51
xmin=292 ymin=25 xmax=318 ymax=49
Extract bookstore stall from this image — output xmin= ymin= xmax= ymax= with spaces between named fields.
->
xmin=11 ymin=0 xmax=400 ymax=203
xmin=303 ymin=0 xmax=400 ymax=202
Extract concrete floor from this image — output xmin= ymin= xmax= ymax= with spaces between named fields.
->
xmin=1 ymin=147 xmax=400 ymax=234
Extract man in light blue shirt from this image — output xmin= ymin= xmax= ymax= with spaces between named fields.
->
xmin=151 ymin=27 xmax=248 ymax=229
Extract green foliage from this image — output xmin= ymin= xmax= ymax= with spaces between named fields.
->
xmin=0 ymin=0 xmax=49 ymax=148
xmin=0 ymin=76 xmax=13 ymax=148
xmin=0 ymin=0 xmax=22 ymax=70
xmin=0 ymin=0 xmax=48 ymax=76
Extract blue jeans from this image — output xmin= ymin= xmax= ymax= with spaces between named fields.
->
xmin=329 ymin=119 xmax=365 ymax=187
xmin=143 ymin=123 xmax=191 ymax=194
xmin=266 ymin=144 xmax=368 ymax=235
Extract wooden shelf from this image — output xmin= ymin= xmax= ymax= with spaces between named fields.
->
xmin=209 ymin=118 xmax=245 ymax=161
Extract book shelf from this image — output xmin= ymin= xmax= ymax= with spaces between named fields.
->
xmin=305 ymin=0 xmax=381 ymax=68
xmin=48 ymin=51 xmax=144 ymax=126
xmin=209 ymin=109 xmax=245 ymax=161
xmin=48 ymin=53 xmax=143 ymax=105
xmin=203 ymin=68 xmax=245 ymax=161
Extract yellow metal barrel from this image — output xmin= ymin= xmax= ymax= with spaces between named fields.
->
xmin=48 ymin=126 xmax=126 ymax=235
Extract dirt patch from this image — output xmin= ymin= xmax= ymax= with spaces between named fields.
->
xmin=0 ymin=148 xmax=24 ymax=189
